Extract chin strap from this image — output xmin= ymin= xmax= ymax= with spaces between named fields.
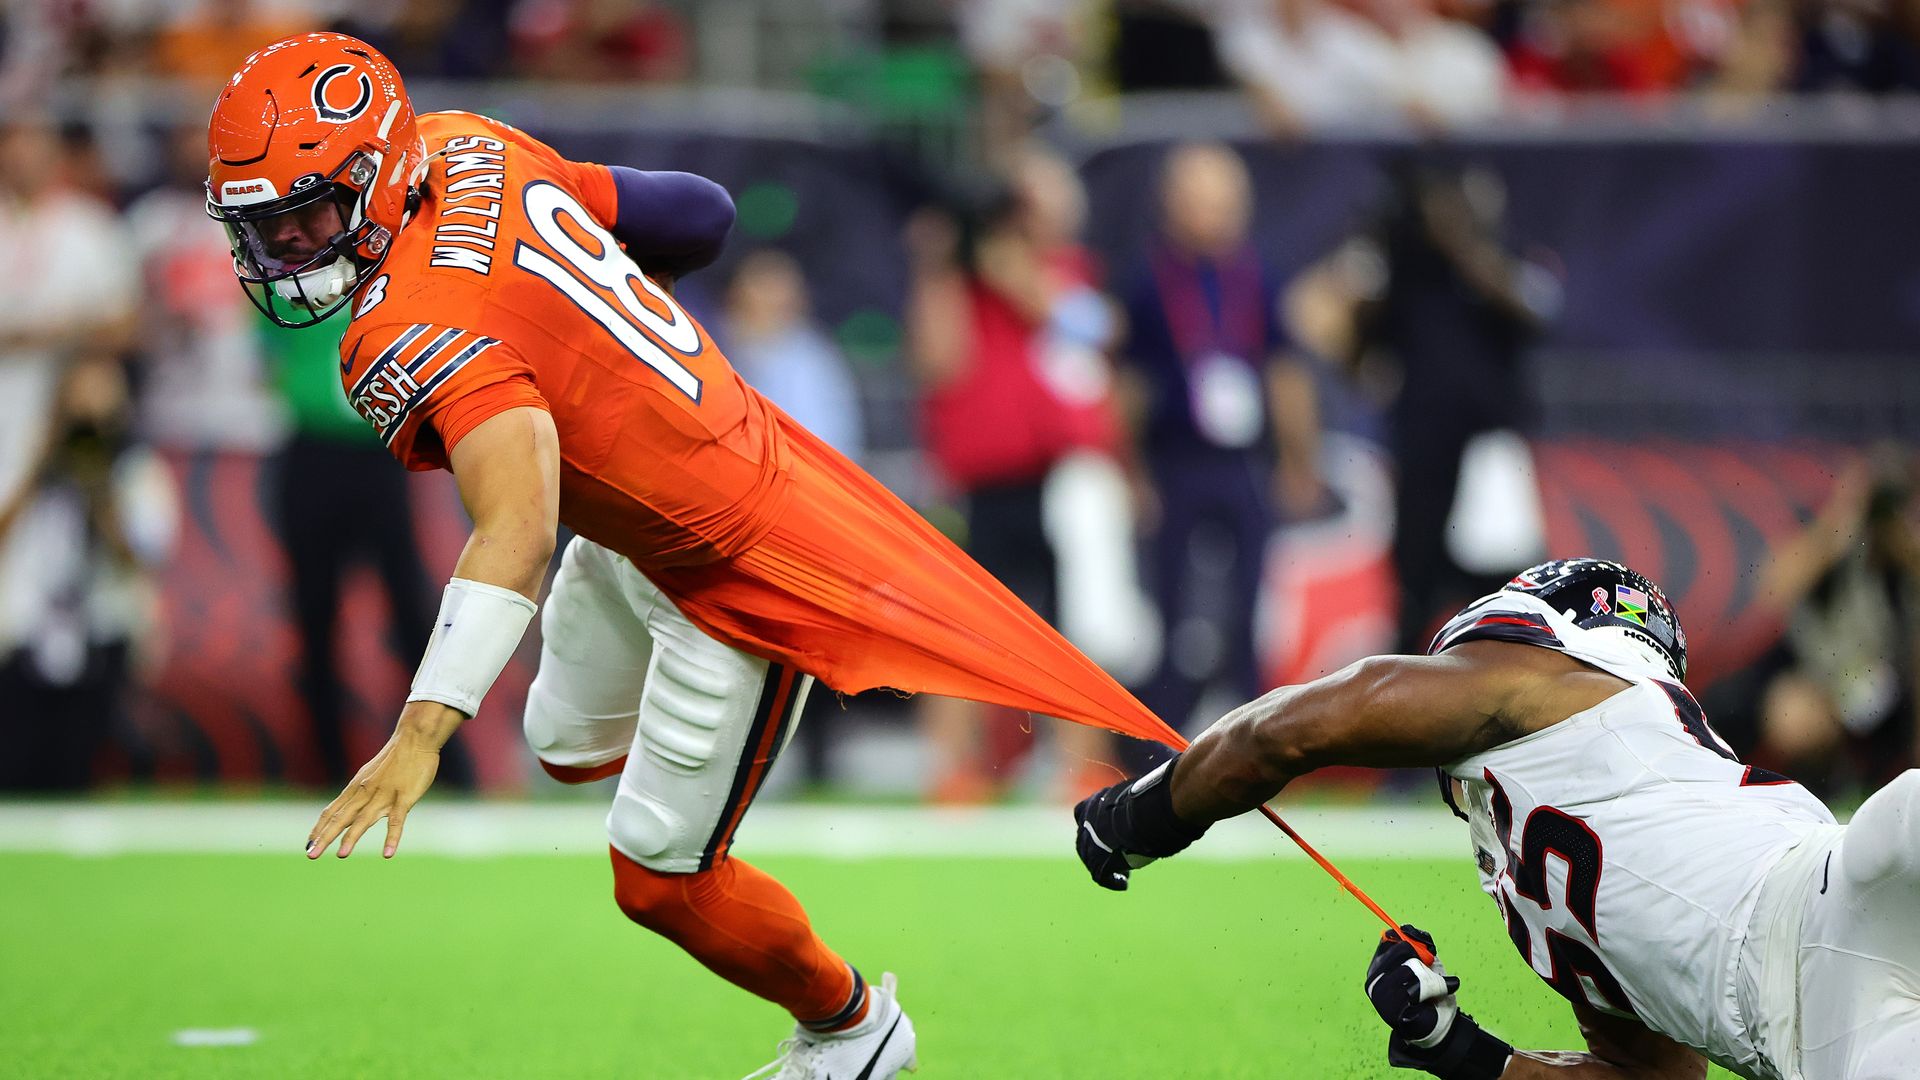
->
xmin=275 ymin=257 xmax=359 ymax=310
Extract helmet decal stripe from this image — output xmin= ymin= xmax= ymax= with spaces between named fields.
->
xmin=1430 ymin=611 xmax=1563 ymax=655
xmin=376 ymin=98 xmax=404 ymax=140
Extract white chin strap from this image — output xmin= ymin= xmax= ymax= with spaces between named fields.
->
xmin=275 ymin=257 xmax=359 ymax=309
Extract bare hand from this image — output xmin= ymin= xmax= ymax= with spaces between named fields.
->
xmin=306 ymin=730 xmax=441 ymax=860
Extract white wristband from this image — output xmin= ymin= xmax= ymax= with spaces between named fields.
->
xmin=407 ymin=577 xmax=537 ymax=717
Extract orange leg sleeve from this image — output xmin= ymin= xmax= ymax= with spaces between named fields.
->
xmin=610 ymin=846 xmax=870 ymax=1031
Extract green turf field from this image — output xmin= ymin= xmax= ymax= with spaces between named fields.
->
xmin=1 ymin=849 xmax=1742 ymax=1079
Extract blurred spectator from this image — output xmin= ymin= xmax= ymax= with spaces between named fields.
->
xmin=718 ymin=248 xmax=865 ymax=788
xmin=1014 ymin=151 xmax=1159 ymax=691
xmin=262 ymin=311 xmax=476 ymax=790
xmin=0 ymin=119 xmax=137 ymax=509
xmin=510 ymin=0 xmax=690 ymax=82
xmin=1214 ymin=0 xmax=1508 ymax=133
xmin=1213 ymin=0 xmax=1399 ymax=133
xmin=1506 ymin=0 xmax=1696 ymax=94
xmin=1793 ymin=0 xmax=1920 ymax=92
xmin=333 ymin=0 xmax=515 ymax=80
xmin=956 ymin=0 xmax=1091 ymax=163
xmin=0 ymin=1 xmax=94 ymax=109
xmin=1704 ymin=0 xmax=1801 ymax=110
xmin=126 ymin=125 xmax=285 ymax=454
xmin=1366 ymin=0 xmax=1512 ymax=126
xmin=1333 ymin=158 xmax=1558 ymax=651
xmin=152 ymin=0 xmax=318 ymax=86
xmin=1753 ymin=452 xmax=1920 ymax=796
xmin=721 ymin=249 xmax=866 ymax=461
xmin=907 ymin=148 xmax=1132 ymax=801
xmin=1117 ymin=142 xmax=1321 ymax=740
xmin=56 ymin=123 xmax=120 ymax=207
xmin=0 ymin=358 xmax=178 ymax=791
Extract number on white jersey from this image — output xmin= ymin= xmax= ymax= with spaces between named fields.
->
xmin=1486 ymin=771 xmax=1636 ymax=1016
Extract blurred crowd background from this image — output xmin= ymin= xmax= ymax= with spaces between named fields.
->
xmin=3 ymin=0 xmax=1919 ymax=806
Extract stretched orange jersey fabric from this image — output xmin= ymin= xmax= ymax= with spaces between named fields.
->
xmin=340 ymin=112 xmax=1176 ymax=746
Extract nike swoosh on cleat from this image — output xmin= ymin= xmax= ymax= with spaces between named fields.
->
xmin=851 ymin=1015 xmax=903 ymax=1080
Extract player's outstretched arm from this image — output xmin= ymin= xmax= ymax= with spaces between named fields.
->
xmin=1074 ymin=641 xmax=1628 ymax=889
xmin=306 ymin=406 xmax=560 ymax=860
xmin=1172 ymin=640 xmax=1630 ymax=825
xmin=1365 ymin=928 xmax=1704 ymax=1080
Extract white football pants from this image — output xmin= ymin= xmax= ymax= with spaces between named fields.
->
xmin=521 ymin=536 xmax=811 ymax=873
xmin=1794 ymin=769 xmax=1920 ymax=1080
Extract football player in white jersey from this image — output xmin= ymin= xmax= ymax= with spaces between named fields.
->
xmin=1075 ymin=558 xmax=1920 ymax=1080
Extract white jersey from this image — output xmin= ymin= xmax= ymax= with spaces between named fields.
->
xmin=1432 ymin=593 xmax=1836 ymax=1079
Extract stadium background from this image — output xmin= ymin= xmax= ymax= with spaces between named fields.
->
xmin=3 ymin=1 xmax=1915 ymax=1077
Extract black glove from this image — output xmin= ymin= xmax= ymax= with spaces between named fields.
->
xmin=1072 ymin=755 xmax=1208 ymax=891
xmin=1364 ymin=926 xmax=1513 ymax=1080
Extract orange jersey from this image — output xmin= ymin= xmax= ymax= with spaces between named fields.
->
xmin=339 ymin=112 xmax=1175 ymax=745
xmin=344 ymin=111 xmax=790 ymax=566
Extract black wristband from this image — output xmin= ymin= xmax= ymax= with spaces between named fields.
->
xmin=1389 ymin=1014 xmax=1512 ymax=1080
xmin=1122 ymin=754 xmax=1209 ymax=857
xmin=1452 ymin=1022 xmax=1514 ymax=1080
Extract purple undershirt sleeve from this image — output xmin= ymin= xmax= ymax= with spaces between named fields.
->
xmin=606 ymin=166 xmax=736 ymax=277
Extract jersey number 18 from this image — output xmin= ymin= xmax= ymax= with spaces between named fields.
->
xmin=513 ymin=180 xmax=706 ymax=403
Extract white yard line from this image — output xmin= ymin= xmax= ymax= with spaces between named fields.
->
xmin=170 ymin=1029 xmax=259 ymax=1048
xmin=0 ymin=800 xmax=1469 ymax=859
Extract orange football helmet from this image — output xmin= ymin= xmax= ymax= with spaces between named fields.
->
xmin=206 ymin=33 xmax=427 ymax=327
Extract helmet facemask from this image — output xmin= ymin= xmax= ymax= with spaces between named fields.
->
xmin=207 ymin=150 xmax=392 ymax=328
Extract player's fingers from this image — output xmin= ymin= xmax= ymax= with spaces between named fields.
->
xmin=336 ymin=800 xmax=388 ymax=859
xmin=306 ymin=808 xmax=337 ymax=857
xmin=382 ymin=806 xmax=408 ymax=859
xmin=321 ymin=789 xmax=380 ymax=858
xmin=1407 ymin=958 xmax=1452 ymax=1002
xmin=307 ymin=792 xmax=365 ymax=859
xmin=1083 ymin=855 xmax=1128 ymax=891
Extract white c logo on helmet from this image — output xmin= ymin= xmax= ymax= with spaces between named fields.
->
xmin=312 ymin=64 xmax=373 ymax=122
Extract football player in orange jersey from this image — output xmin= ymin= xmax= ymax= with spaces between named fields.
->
xmin=207 ymin=33 xmax=1179 ymax=1079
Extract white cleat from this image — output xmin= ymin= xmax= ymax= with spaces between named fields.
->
xmin=741 ymin=972 xmax=918 ymax=1080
